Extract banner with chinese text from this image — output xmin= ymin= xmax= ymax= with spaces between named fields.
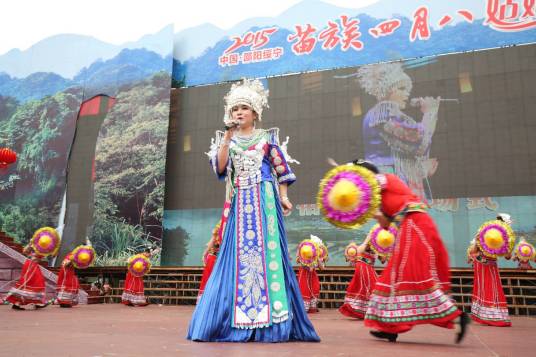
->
xmin=172 ymin=0 xmax=536 ymax=86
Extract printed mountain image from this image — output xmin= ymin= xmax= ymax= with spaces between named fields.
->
xmin=0 ymin=48 xmax=172 ymax=103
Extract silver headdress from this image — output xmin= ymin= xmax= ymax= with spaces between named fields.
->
xmin=223 ymin=78 xmax=269 ymax=124
xmin=356 ymin=62 xmax=412 ymax=100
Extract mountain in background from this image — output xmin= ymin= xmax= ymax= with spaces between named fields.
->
xmin=0 ymin=71 xmax=75 ymax=102
xmin=0 ymin=48 xmax=172 ymax=102
xmin=75 ymin=48 xmax=172 ymax=94
xmin=0 ymin=25 xmax=173 ymax=79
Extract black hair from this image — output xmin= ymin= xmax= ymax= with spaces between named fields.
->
xmin=352 ymin=159 xmax=379 ymax=174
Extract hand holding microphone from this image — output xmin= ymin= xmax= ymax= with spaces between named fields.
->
xmin=223 ymin=119 xmax=240 ymax=144
xmin=224 ymin=121 xmax=239 ymax=131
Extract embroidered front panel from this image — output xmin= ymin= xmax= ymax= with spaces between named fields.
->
xmin=263 ymin=181 xmax=289 ymax=323
xmin=230 ymin=136 xmax=267 ymax=189
xmin=233 ymin=185 xmax=271 ymax=328
xmin=365 ymin=288 xmax=458 ymax=322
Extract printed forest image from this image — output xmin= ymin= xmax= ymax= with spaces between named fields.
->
xmin=91 ymin=72 xmax=171 ymax=265
xmin=0 ymin=40 xmax=173 ymax=267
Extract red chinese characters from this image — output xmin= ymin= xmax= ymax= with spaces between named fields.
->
xmin=339 ymin=15 xmax=363 ymax=51
xmin=223 ymin=27 xmax=278 ymax=54
xmin=369 ymin=19 xmax=402 ymax=38
xmin=287 ymin=24 xmax=318 ymax=55
xmin=318 ymin=21 xmax=341 ymax=50
xmin=410 ymin=6 xmax=431 ymax=42
xmin=484 ymin=0 xmax=536 ymax=31
xmin=438 ymin=10 xmax=474 ymax=28
xmin=290 ymin=15 xmax=363 ymax=54
xmin=219 ymin=47 xmax=284 ymax=67
xmin=219 ymin=26 xmax=283 ymax=67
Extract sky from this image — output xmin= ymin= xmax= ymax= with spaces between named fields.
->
xmin=0 ymin=0 xmax=379 ymax=55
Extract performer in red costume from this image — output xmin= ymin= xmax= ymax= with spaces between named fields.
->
xmin=122 ymin=249 xmax=154 ymax=307
xmin=468 ymin=213 xmax=513 ymax=327
xmin=56 ymin=251 xmax=80 ymax=307
xmin=297 ymin=265 xmax=320 ymax=313
xmin=6 ymin=245 xmax=48 ymax=310
xmin=197 ymin=221 xmax=222 ymax=303
xmin=355 ymin=160 xmax=468 ymax=343
xmin=512 ymin=237 xmax=535 ymax=270
xmin=297 ymin=235 xmax=327 ymax=313
xmin=339 ymin=238 xmax=387 ymax=319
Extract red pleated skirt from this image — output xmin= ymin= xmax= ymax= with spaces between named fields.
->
xmin=364 ymin=212 xmax=461 ymax=334
xmin=471 ymin=258 xmax=511 ymax=326
xmin=339 ymin=254 xmax=377 ymax=319
xmin=297 ymin=267 xmax=320 ymax=313
xmin=121 ymin=272 xmax=148 ymax=306
xmin=56 ymin=265 xmax=80 ymax=306
xmin=6 ymin=259 xmax=46 ymax=306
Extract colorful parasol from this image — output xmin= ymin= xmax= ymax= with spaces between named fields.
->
xmin=344 ymin=242 xmax=360 ymax=263
xmin=128 ymin=254 xmax=152 ymax=277
xmin=476 ymin=220 xmax=515 ymax=259
xmin=71 ymin=245 xmax=96 ymax=269
xmin=296 ymin=239 xmax=319 ymax=268
xmin=317 ymin=164 xmax=381 ymax=229
xmin=368 ymin=223 xmax=397 ymax=258
xmin=31 ymin=227 xmax=61 ymax=257
xmin=514 ymin=239 xmax=535 ymax=263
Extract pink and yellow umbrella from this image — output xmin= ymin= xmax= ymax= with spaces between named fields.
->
xmin=296 ymin=239 xmax=319 ymax=268
xmin=515 ymin=240 xmax=535 ymax=263
xmin=476 ymin=220 xmax=515 ymax=259
xmin=31 ymin=227 xmax=61 ymax=257
xmin=344 ymin=242 xmax=360 ymax=263
xmin=368 ymin=223 xmax=397 ymax=258
xmin=317 ymin=164 xmax=381 ymax=229
xmin=128 ymin=254 xmax=151 ymax=277
xmin=71 ymin=245 xmax=96 ymax=269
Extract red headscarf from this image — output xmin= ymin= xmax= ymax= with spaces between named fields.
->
xmin=379 ymin=174 xmax=423 ymax=217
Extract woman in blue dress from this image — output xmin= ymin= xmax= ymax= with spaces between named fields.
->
xmin=187 ymin=79 xmax=320 ymax=342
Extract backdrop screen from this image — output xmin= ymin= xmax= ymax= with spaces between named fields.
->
xmin=162 ymin=43 xmax=536 ymax=267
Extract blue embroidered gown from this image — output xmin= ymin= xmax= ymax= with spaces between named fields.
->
xmin=187 ymin=128 xmax=320 ymax=342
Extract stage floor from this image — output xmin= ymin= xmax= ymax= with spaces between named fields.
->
xmin=1 ymin=304 xmax=534 ymax=356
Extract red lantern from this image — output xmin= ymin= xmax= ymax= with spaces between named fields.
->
xmin=0 ymin=148 xmax=17 ymax=168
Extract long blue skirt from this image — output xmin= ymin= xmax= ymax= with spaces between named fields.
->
xmin=187 ymin=182 xmax=320 ymax=342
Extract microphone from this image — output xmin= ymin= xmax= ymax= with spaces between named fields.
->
xmin=224 ymin=121 xmax=240 ymax=131
xmin=409 ymin=98 xmax=459 ymax=107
